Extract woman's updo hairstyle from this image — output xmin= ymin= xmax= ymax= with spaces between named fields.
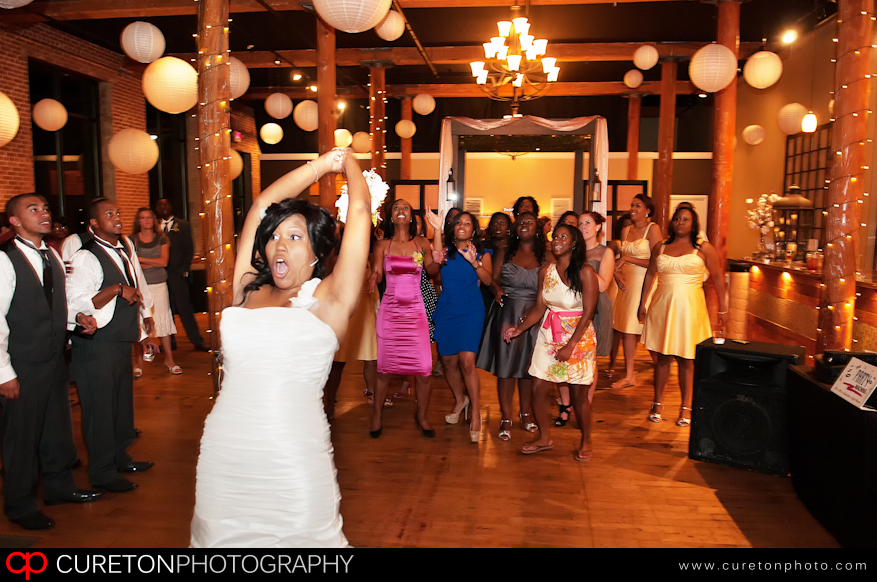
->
xmin=242 ymin=198 xmax=337 ymax=302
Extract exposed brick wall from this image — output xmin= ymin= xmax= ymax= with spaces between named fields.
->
xmin=0 ymin=23 xmax=149 ymax=224
xmin=231 ymin=104 xmax=261 ymax=198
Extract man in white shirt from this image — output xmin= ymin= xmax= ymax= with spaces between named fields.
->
xmin=67 ymin=198 xmax=155 ymax=493
xmin=0 ymin=194 xmax=104 ymax=530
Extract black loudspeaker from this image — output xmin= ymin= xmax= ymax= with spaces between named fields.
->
xmin=690 ymin=339 xmax=806 ymax=476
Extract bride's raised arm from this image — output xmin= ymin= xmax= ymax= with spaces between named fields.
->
xmin=316 ymin=152 xmax=371 ymax=339
xmin=233 ymin=149 xmax=345 ymax=305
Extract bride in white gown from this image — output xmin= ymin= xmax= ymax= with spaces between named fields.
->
xmin=190 ymin=148 xmax=371 ymax=548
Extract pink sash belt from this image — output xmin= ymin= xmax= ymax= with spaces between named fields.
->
xmin=542 ymin=309 xmax=583 ymax=342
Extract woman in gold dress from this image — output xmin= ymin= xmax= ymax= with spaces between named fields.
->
xmin=637 ymin=206 xmax=726 ymax=427
xmin=611 ymin=194 xmax=662 ymax=389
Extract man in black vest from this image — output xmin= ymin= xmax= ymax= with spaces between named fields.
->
xmin=155 ymin=199 xmax=208 ymax=352
xmin=0 ymin=194 xmax=104 ymax=530
xmin=67 ymin=198 xmax=155 ymax=493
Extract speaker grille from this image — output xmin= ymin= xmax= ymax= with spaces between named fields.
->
xmin=711 ymin=396 xmax=773 ymax=456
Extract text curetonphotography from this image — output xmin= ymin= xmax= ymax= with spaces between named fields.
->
xmin=54 ymin=554 xmax=354 ymax=575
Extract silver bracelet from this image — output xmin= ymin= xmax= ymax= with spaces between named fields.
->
xmin=306 ymin=161 xmax=319 ymax=184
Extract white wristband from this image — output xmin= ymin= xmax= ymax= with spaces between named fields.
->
xmin=306 ymin=161 xmax=319 ymax=184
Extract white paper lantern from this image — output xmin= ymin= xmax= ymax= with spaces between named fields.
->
xmin=334 ymin=129 xmax=353 ymax=147
xmin=351 ymin=131 xmax=371 ymax=153
xmin=229 ymin=57 xmax=250 ymax=99
xmin=412 ymin=94 xmax=435 ymax=115
xmin=689 ymin=43 xmax=738 ymax=93
xmin=142 ymin=56 xmax=198 ymax=114
xmin=108 ymin=129 xmax=159 ymax=174
xmin=32 ymin=98 xmax=67 ymax=132
xmin=120 ymin=21 xmax=165 ymax=64
xmin=312 ymin=0 xmax=392 ymax=33
xmin=395 ymin=119 xmax=416 ymax=139
xmin=633 ymin=45 xmax=659 ymax=70
xmin=778 ymin=103 xmax=808 ymax=135
xmin=260 ymin=123 xmax=284 ymax=145
xmin=375 ymin=9 xmax=405 ymax=41
xmin=293 ymin=100 xmax=319 ymax=132
xmin=265 ymin=93 xmax=293 ymax=119
xmin=623 ymin=69 xmax=643 ymax=89
xmin=742 ymin=125 xmax=766 ymax=146
xmin=743 ymin=51 xmax=783 ymax=90
xmin=0 ymin=1 xmax=35 ymax=8
xmin=0 ymin=91 xmax=20 ymax=148
xmin=229 ymin=149 xmax=243 ymax=180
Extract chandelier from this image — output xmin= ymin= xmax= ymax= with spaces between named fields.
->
xmin=469 ymin=5 xmax=560 ymax=117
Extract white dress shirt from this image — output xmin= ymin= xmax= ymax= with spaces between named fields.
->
xmin=0 ymin=238 xmax=62 ymax=384
xmin=66 ymin=234 xmax=153 ymax=334
xmin=160 ymin=217 xmax=175 ymax=234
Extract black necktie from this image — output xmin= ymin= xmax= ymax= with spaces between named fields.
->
xmin=95 ymin=238 xmax=136 ymax=288
xmin=16 ymin=236 xmax=53 ymax=310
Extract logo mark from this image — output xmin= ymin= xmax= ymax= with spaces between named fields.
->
xmin=6 ymin=552 xmax=47 ymax=580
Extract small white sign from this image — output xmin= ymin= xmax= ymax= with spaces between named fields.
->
xmin=830 ymin=357 xmax=877 ymax=411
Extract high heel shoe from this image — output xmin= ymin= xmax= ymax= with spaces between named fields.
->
xmin=469 ymin=414 xmax=482 ymax=443
xmin=445 ymin=395 xmax=470 ymax=424
xmin=554 ymin=404 xmax=571 ymax=427
xmin=648 ymin=402 xmax=663 ymax=423
xmin=498 ymin=419 xmax=512 ymax=441
xmin=414 ymin=413 xmax=435 ymax=438
xmin=369 ymin=426 xmax=382 ymax=439
xmin=676 ymin=406 xmax=692 ymax=428
xmin=519 ymin=412 xmax=538 ymax=433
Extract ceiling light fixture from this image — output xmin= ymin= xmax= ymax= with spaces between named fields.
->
xmin=469 ymin=5 xmax=559 ymax=117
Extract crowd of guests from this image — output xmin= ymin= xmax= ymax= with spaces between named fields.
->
xmin=336 ymin=194 xmax=726 ymax=462
xmin=0 ymin=194 xmax=207 ymax=531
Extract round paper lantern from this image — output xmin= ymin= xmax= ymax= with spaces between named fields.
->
xmin=260 ymin=123 xmax=283 ymax=145
xmin=293 ymin=100 xmax=318 ymax=132
xmin=778 ymin=103 xmax=808 ymax=134
xmin=312 ymin=0 xmax=392 ymax=33
xmin=265 ymin=93 xmax=293 ymax=119
xmin=120 ymin=21 xmax=165 ymax=64
xmin=0 ymin=91 xmax=20 ymax=148
xmin=412 ymin=93 xmax=435 ymax=116
xmin=623 ymin=69 xmax=643 ymax=89
xmin=32 ymin=98 xmax=67 ymax=132
xmin=351 ymin=131 xmax=371 ymax=153
xmin=633 ymin=45 xmax=659 ymax=70
xmin=142 ymin=56 xmax=198 ymax=114
xmin=375 ymin=9 xmax=404 ymax=41
xmin=229 ymin=57 xmax=250 ymax=99
xmin=743 ymin=51 xmax=783 ymax=90
xmin=742 ymin=124 xmax=766 ymax=146
xmin=334 ymin=129 xmax=353 ymax=148
xmin=689 ymin=43 xmax=738 ymax=93
xmin=395 ymin=119 xmax=416 ymax=139
xmin=108 ymin=129 xmax=159 ymax=174
xmin=229 ymin=149 xmax=243 ymax=180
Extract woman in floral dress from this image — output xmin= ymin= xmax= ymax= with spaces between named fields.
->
xmin=504 ymin=223 xmax=598 ymax=461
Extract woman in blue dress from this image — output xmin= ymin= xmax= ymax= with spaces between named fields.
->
xmin=429 ymin=211 xmax=493 ymax=444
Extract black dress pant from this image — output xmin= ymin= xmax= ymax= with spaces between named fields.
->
xmin=0 ymin=355 xmax=78 ymax=519
xmin=166 ymin=271 xmax=205 ymax=347
xmin=71 ymin=338 xmax=135 ymax=485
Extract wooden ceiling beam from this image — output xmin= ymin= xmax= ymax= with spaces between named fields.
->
xmin=242 ymin=80 xmax=697 ymax=100
xmin=176 ymin=42 xmax=763 ymax=69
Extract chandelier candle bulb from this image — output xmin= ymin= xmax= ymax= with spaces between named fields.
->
xmin=519 ymin=35 xmax=534 ymax=51
xmin=513 ymin=73 xmax=524 ymax=87
xmin=542 ymin=57 xmax=556 ymax=73
xmin=507 ymin=55 xmax=522 ymax=71
xmin=547 ymin=67 xmax=560 ymax=82
xmin=470 ymin=61 xmax=485 ymax=76
xmin=526 ymin=49 xmax=538 ymax=61
xmin=534 ymin=39 xmax=548 ymax=55
xmin=484 ymin=43 xmax=498 ymax=58
xmin=497 ymin=46 xmax=509 ymax=60
xmin=513 ymin=18 xmax=529 ymax=36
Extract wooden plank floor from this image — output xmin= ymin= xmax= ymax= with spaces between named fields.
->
xmin=2 ymin=315 xmax=838 ymax=548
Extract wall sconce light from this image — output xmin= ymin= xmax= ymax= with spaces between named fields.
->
xmin=446 ymin=168 xmax=457 ymax=202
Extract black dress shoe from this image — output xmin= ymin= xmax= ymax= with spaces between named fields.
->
xmin=134 ymin=429 xmax=142 ymax=437
xmin=369 ymin=427 xmax=382 ymax=439
xmin=118 ymin=461 xmax=154 ymax=473
xmin=12 ymin=511 xmax=55 ymax=530
xmin=45 ymin=489 xmax=105 ymax=506
xmin=93 ymin=478 xmax=138 ymax=493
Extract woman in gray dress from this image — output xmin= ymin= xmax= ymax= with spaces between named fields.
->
xmin=476 ymin=212 xmax=548 ymax=440
xmin=579 ymin=211 xmax=615 ymax=401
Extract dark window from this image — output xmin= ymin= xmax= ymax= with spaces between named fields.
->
xmin=146 ymin=103 xmax=189 ymax=219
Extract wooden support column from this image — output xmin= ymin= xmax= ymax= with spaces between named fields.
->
xmin=400 ymin=97 xmax=413 ymax=180
xmin=654 ymin=59 xmax=678 ymax=232
xmin=626 ymin=94 xmax=642 ymax=180
xmin=370 ymin=66 xmax=387 ymax=179
xmin=197 ymin=0 xmax=234 ymax=391
xmin=316 ymin=16 xmax=336 ymax=210
xmin=706 ymin=0 xmax=741 ymax=323
xmin=818 ymin=0 xmax=873 ymax=352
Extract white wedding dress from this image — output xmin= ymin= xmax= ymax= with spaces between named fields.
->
xmin=190 ymin=280 xmax=349 ymax=548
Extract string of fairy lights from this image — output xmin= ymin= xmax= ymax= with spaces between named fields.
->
xmin=367 ymin=82 xmax=389 ymax=172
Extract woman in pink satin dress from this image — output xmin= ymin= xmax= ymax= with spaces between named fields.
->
xmin=369 ymin=199 xmax=441 ymax=438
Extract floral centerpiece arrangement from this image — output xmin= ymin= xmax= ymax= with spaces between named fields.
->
xmin=335 ymin=169 xmax=389 ymax=226
xmin=746 ymin=192 xmax=779 ymax=259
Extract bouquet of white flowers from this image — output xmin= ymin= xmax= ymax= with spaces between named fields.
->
xmin=335 ymin=169 xmax=389 ymax=226
xmin=747 ymin=193 xmax=778 ymax=235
